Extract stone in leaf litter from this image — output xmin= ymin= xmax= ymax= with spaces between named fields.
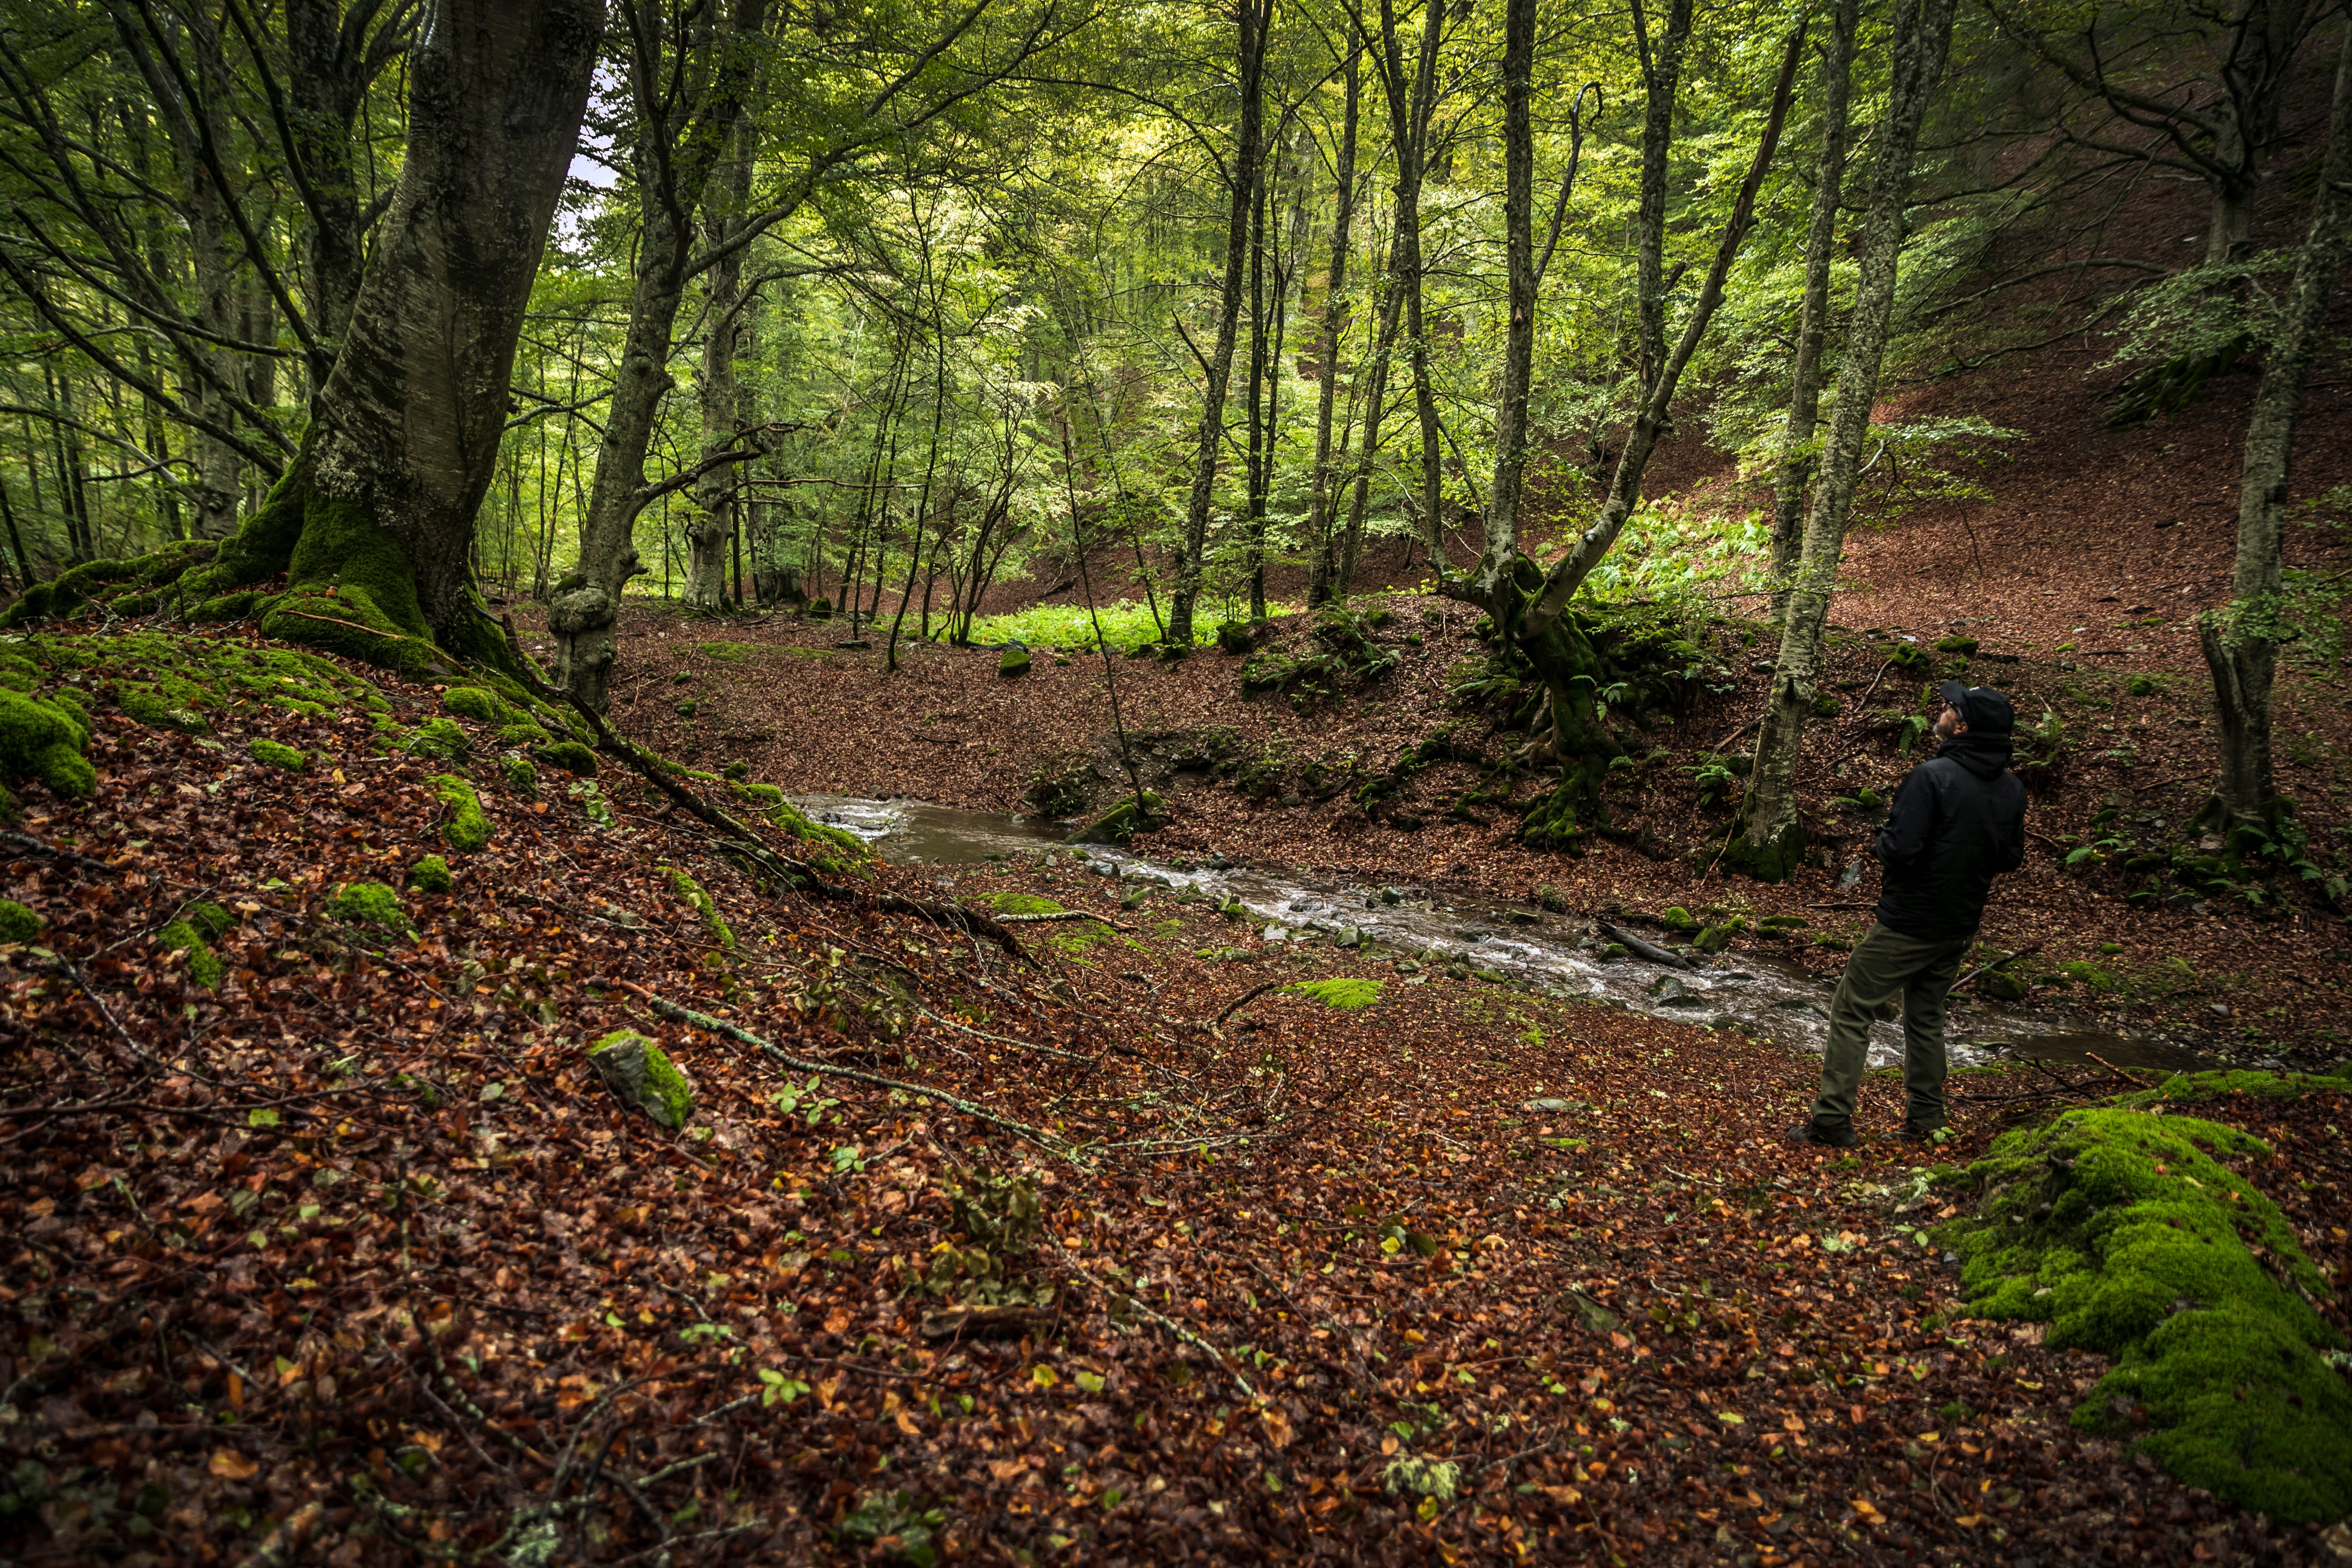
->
xmin=588 ymin=1029 xmax=694 ymax=1130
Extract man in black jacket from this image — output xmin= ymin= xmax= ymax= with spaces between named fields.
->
xmin=1788 ymin=682 xmax=2028 ymax=1148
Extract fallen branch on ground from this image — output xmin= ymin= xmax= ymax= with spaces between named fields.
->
xmin=993 ymin=908 xmax=1133 ymax=931
xmin=648 ymin=996 xmax=1083 ymax=1163
xmin=1952 ymin=941 xmax=2044 ymax=992
xmin=1596 ymin=921 xmax=1694 ymax=970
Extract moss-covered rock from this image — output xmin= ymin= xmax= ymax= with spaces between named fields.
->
xmin=1693 ymin=917 xmax=1746 ymax=954
xmin=1292 ymin=976 xmax=1382 ymax=1009
xmin=0 ymin=899 xmax=42 ymax=945
xmin=0 ymin=687 xmax=95 ymax=798
xmin=663 ymin=865 xmax=735 ymax=950
xmin=401 ymin=717 xmax=472 ymax=761
xmin=160 ymin=901 xmax=234 ymax=988
xmin=408 ymin=854 xmax=454 ymax=894
xmin=1937 ymin=1107 xmax=2347 ymax=1521
xmin=325 ymin=880 xmax=413 ymax=936
xmin=499 ymin=755 xmax=539 ymax=798
xmin=497 ymin=720 xmax=553 ymax=747
xmin=247 ymin=738 xmax=308 ymax=772
xmin=532 ymin=739 xmax=598 ymax=776
xmin=1657 ymin=906 xmax=1698 ymax=933
xmin=1067 ymin=791 xmax=1164 ymax=845
xmin=999 ymin=644 xmax=1031 ymax=678
xmin=443 ymin=685 xmax=525 ymax=725
xmin=588 ymin=1028 xmax=694 ymax=1130
xmin=428 ymin=773 xmax=493 ymax=852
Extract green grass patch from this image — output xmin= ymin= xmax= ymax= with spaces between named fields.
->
xmin=1936 ymin=1104 xmax=2348 ymax=1521
xmin=942 ymin=600 xmax=1302 ymax=652
xmin=1292 ymin=976 xmax=1383 ymax=1010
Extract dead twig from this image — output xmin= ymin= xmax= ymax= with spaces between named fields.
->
xmin=1951 ymin=941 xmax=2044 ymax=993
xmin=649 ymin=996 xmax=1084 ymax=1163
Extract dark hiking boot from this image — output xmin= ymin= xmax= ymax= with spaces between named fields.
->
xmin=1785 ymin=1120 xmax=1860 ymax=1149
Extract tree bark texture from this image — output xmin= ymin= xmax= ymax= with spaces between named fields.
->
xmin=1766 ymin=0 xmax=1858 ymax=631
xmin=554 ymin=0 xmax=769 ymax=708
xmin=1304 ymin=47 xmax=1361 ymax=608
xmin=2201 ymin=19 xmax=2352 ymax=830
xmin=1472 ymin=0 xmax=1539 ymax=607
xmin=1737 ymin=0 xmax=1957 ymax=879
xmin=689 ymin=119 xmax=761 ymax=611
xmin=175 ymin=0 xmax=606 ymax=673
xmin=1167 ymin=0 xmax=1267 ymax=646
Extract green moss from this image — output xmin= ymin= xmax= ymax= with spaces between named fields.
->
xmin=734 ymin=781 xmax=786 ymax=808
xmin=699 ymin=641 xmax=756 ymax=661
xmin=2109 ymin=1069 xmax=2352 ymax=1108
xmin=765 ymin=798 xmax=870 ymax=865
xmin=1293 ymin=976 xmax=1383 ymax=1009
xmin=498 ymin=756 xmax=539 ymax=798
xmin=1722 ymin=817 xmax=1807 ymax=882
xmin=1658 ymin=906 xmax=1698 ymax=933
xmin=428 ymin=774 xmax=493 ymax=852
xmin=0 ymin=687 xmax=96 ymax=798
xmin=532 ymin=740 xmax=599 ymax=776
xmin=664 ymin=866 xmax=735 ymax=950
xmin=159 ymin=904 xmax=232 ymax=988
xmin=1000 ymin=646 xmax=1031 ymax=678
xmin=400 ymin=717 xmax=472 ymax=762
xmin=985 ymin=891 xmax=1066 ymax=916
xmin=497 ymin=721 xmax=553 ymax=747
xmin=190 ymin=590 xmax=264 ymax=623
xmin=246 ymin=738 xmax=308 ymax=772
xmin=1067 ymin=792 xmax=1164 ymax=845
xmin=2058 ymin=960 xmax=2119 ymax=992
xmin=408 ymin=854 xmax=453 ymax=894
xmin=0 ymin=652 xmax=38 ymax=693
xmin=0 ymin=899 xmax=42 ymax=945
xmin=1693 ymin=917 xmax=1747 ymax=954
xmin=443 ymin=686 xmax=525 ymax=725
xmin=255 ymin=493 xmax=441 ymax=677
xmin=1937 ymin=1107 xmax=2346 ymax=1520
xmin=325 ymin=880 xmax=414 ymax=936
xmin=588 ymin=1028 xmax=694 ymax=1130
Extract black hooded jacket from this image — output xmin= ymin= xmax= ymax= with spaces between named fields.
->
xmin=1871 ymin=731 xmax=2028 ymax=941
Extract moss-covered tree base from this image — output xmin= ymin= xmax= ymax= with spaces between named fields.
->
xmin=5 ymin=459 xmax=565 ymax=730
xmin=1720 ymin=817 xmax=1808 ymax=882
xmin=1490 ymin=561 xmax=1625 ymax=852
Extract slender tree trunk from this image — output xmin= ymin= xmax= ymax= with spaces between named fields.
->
xmin=1338 ymin=220 xmax=1406 ymax=594
xmin=1167 ymin=0 xmax=1268 ymax=645
xmin=1736 ymin=0 xmax=1958 ymax=879
xmin=1305 ymin=46 xmax=1363 ymax=607
xmin=1472 ymin=0 xmax=1539 ymax=605
xmin=688 ymin=119 xmax=759 ymax=610
xmin=167 ymin=0 xmax=605 ymax=672
xmin=2204 ymin=20 xmax=2352 ymax=832
xmin=1386 ymin=0 xmax=1445 ymax=566
xmin=1766 ymin=0 xmax=1859 ymax=630
xmin=1244 ymin=159 xmax=1269 ymax=621
xmin=554 ymin=0 xmax=770 ymax=709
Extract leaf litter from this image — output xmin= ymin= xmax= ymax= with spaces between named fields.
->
xmin=0 ymin=620 xmax=2345 ymax=1566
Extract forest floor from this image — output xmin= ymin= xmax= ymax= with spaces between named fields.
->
xmin=0 ymin=615 xmax=2347 ymax=1568
xmin=6 ymin=347 xmax=2352 ymax=1563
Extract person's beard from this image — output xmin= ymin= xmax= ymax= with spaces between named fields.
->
xmin=1933 ymin=708 xmax=1960 ymax=742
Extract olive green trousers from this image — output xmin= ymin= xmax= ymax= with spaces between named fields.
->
xmin=1810 ymin=923 xmax=1972 ymax=1132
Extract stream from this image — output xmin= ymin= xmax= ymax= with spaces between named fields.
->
xmin=790 ymin=795 xmax=2211 ymax=1076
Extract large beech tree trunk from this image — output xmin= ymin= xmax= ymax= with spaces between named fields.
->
xmin=1735 ymin=0 xmax=1957 ymax=879
xmin=2204 ymin=21 xmax=2352 ymax=832
xmin=1766 ymin=0 xmax=1858 ymax=630
xmin=177 ymin=0 xmax=605 ymax=672
xmin=1166 ymin=0 xmax=1268 ymax=647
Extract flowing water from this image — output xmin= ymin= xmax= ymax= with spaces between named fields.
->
xmin=789 ymin=795 xmax=2204 ymax=1074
